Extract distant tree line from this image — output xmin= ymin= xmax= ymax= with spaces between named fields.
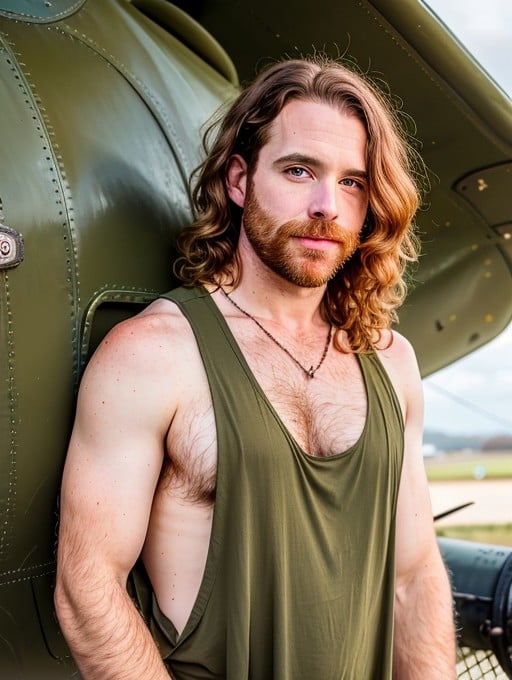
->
xmin=482 ymin=435 xmax=512 ymax=451
xmin=424 ymin=431 xmax=512 ymax=452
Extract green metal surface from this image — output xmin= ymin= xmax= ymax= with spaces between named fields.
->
xmin=0 ymin=0 xmax=86 ymax=23
xmin=0 ymin=0 xmax=236 ymax=675
xmin=0 ymin=0 xmax=511 ymax=677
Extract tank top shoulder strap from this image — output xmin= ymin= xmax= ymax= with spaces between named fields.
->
xmin=159 ymin=285 xmax=258 ymax=404
xmin=358 ymin=350 xmax=404 ymax=437
xmin=160 ymin=286 xmax=404 ymax=446
xmin=160 ymin=287 xmax=245 ymax=370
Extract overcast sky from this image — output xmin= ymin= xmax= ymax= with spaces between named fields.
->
xmin=420 ymin=0 xmax=512 ymax=435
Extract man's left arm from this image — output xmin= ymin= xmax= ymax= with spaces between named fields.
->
xmin=382 ymin=334 xmax=456 ymax=679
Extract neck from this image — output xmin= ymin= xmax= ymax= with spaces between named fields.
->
xmin=221 ymin=288 xmax=333 ymax=379
xmin=221 ymin=237 xmax=328 ymax=332
xmin=225 ymin=277 xmax=327 ymax=333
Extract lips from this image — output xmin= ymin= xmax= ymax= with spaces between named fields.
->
xmin=295 ymin=235 xmax=340 ymax=250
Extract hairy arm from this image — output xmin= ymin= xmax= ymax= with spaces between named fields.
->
xmin=382 ymin=335 xmax=456 ymax=679
xmin=55 ymin=314 xmax=176 ymax=679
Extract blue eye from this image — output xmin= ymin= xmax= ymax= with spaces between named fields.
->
xmin=287 ymin=167 xmax=308 ymax=178
xmin=340 ymin=177 xmax=364 ymax=189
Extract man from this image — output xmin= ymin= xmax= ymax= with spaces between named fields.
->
xmin=55 ymin=57 xmax=456 ymax=678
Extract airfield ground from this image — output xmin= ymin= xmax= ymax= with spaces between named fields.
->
xmin=425 ymin=450 xmax=512 ymax=529
xmin=429 ymin=478 xmax=512 ymax=527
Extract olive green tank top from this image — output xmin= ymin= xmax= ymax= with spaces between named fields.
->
xmin=130 ymin=286 xmax=404 ymax=679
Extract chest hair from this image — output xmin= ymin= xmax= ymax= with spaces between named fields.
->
xmin=164 ymin=323 xmax=367 ymax=502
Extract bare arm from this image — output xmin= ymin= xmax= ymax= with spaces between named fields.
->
xmin=55 ymin=314 xmax=176 ymax=679
xmin=381 ymin=335 xmax=456 ymax=679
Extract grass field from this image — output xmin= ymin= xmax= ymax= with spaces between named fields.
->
xmin=436 ymin=523 xmax=512 ymax=546
xmin=425 ymin=452 xmax=512 ymax=481
xmin=426 ymin=451 xmax=512 ymax=545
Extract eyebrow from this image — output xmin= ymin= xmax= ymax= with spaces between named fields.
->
xmin=272 ymin=153 xmax=368 ymax=179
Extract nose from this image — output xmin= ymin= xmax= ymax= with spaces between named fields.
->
xmin=307 ymin=181 xmax=338 ymax=222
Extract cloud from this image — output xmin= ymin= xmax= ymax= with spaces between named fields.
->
xmin=424 ymin=325 xmax=512 ymax=434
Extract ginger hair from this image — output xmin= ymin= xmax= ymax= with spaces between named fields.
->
xmin=174 ymin=56 xmax=423 ymax=352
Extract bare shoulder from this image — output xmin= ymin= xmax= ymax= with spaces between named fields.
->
xmin=88 ymin=296 xmax=193 ymax=371
xmin=376 ymin=330 xmax=419 ymax=370
xmin=77 ymin=296 xmax=199 ymax=423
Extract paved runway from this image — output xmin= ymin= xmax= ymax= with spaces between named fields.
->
xmin=429 ymin=478 xmax=512 ymax=527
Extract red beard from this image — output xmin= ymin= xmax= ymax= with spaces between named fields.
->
xmin=242 ymin=191 xmax=360 ymax=288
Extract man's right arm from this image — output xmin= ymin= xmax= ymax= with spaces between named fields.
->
xmin=55 ymin=314 xmax=176 ymax=679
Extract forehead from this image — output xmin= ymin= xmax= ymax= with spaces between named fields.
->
xmin=260 ymin=99 xmax=367 ymax=168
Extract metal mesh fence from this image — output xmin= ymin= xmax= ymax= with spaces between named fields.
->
xmin=458 ymin=647 xmax=509 ymax=679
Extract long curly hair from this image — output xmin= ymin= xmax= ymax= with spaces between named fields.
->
xmin=174 ymin=56 xmax=423 ymax=352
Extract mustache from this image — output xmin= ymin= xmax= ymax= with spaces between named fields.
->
xmin=281 ymin=218 xmax=360 ymax=245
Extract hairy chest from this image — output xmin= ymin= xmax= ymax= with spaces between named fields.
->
xmin=165 ymin=339 xmax=367 ymax=503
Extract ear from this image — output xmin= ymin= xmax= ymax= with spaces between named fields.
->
xmin=226 ymin=154 xmax=248 ymax=208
